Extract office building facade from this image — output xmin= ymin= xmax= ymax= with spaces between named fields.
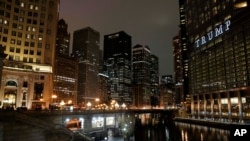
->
xmin=185 ymin=0 xmax=250 ymax=122
xmin=72 ymin=27 xmax=101 ymax=106
xmin=160 ymin=75 xmax=174 ymax=108
xmin=103 ymin=31 xmax=132 ymax=106
xmin=132 ymin=44 xmax=151 ymax=107
xmin=150 ymin=54 xmax=160 ymax=106
xmin=53 ymin=19 xmax=78 ymax=106
xmin=173 ymin=0 xmax=189 ymax=106
xmin=0 ymin=0 xmax=59 ymax=109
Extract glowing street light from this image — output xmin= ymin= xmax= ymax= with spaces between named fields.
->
xmin=121 ymin=103 xmax=126 ymax=109
xmin=51 ymin=95 xmax=57 ymax=103
xmin=87 ymin=101 xmax=92 ymax=107
xmin=60 ymin=100 xmax=65 ymax=110
xmin=87 ymin=101 xmax=92 ymax=110
xmin=115 ymin=103 xmax=119 ymax=109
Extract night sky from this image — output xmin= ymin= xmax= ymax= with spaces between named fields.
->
xmin=59 ymin=0 xmax=180 ymax=76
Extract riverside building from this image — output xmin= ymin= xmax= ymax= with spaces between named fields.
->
xmin=185 ymin=0 xmax=250 ymax=122
xmin=0 ymin=0 xmax=59 ymax=109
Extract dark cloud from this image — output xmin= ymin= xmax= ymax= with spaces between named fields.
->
xmin=59 ymin=0 xmax=179 ymax=75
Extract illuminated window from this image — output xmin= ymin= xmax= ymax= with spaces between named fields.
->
xmin=4 ymin=20 xmax=8 ymax=25
xmin=234 ymin=1 xmax=247 ymax=9
xmin=29 ymin=4 xmax=34 ymax=9
xmin=21 ymin=2 xmax=24 ymax=7
xmin=38 ymin=35 xmax=42 ymax=40
xmin=26 ymin=34 xmax=30 ymax=39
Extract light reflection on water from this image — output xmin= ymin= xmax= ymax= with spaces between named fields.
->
xmin=134 ymin=122 xmax=230 ymax=141
xmin=171 ymin=122 xmax=230 ymax=141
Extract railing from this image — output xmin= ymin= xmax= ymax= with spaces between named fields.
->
xmin=20 ymin=108 xmax=175 ymax=116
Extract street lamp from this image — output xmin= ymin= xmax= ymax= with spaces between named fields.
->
xmin=115 ymin=103 xmax=119 ymax=110
xmin=95 ymin=98 xmax=100 ymax=102
xmin=60 ymin=100 xmax=65 ymax=110
xmin=121 ymin=103 xmax=126 ymax=109
xmin=87 ymin=101 xmax=92 ymax=110
xmin=51 ymin=95 xmax=57 ymax=103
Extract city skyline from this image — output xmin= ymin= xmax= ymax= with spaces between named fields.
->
xmin=59 ymin=0 xmax=180 ymax=76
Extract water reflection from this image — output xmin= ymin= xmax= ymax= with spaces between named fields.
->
xmin=134 ymin=126 xmax=167 ymax=141
xmin=134 ymin=122 xmax=230 ymax=141
xmin=169 ymin=122 xmax=230 ymax=141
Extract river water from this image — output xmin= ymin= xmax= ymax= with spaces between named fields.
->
xmin=132 ymin=122 xmax=230 ymax=141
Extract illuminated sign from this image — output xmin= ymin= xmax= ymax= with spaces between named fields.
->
xmin=195 ymin=20 xmax=231 ymax=48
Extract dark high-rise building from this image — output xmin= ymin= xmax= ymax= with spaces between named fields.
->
xmin=0 ymin=0 xmax=60 ymax=110
xmin=53 ymin=19 xmax=78 ymax=106
xmin=72 ymin=27 xmax=101 ymax=106
xmin=132 ymin=44 xmax=151 ymax=107
xmin=173 ymin=34 xmax=183 ymax=105
xmin=56 ymin=19 xmax=70 ymax=57
xmin=173 ymin=0 xmax=189 ymax=106
xmin=160 ymin=75 xmax=174 ymax=108
xmin=150 ymin=54 xmax=160 ymax=108
xmin=132 ymin=45 xmax=160 ymax=108
xmin=185 ymin=0 xmax=250 ymax=122
xmin=103 ymin=31 xmax=132 ymax=105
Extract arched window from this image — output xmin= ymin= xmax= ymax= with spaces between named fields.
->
xmin=5 ymin=80 xmax=18 ymax=87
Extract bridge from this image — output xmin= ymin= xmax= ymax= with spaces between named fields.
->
xmin=0 ymin=109 xmax=177 ymax=141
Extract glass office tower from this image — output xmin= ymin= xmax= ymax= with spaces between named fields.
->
xmin=103 ymin=31 xmax=132 ymax=106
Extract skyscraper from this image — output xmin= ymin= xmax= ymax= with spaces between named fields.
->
xmin=103 ymin=31 xmax=132 ymax=105
xmin=150 ymin=54 xmax=159 ymax=100
xmin=53 ymin=19 xmax=78 ymax=107
xmin=0 ymin=0 xmax=59 ymax=109
xmin=132 ymin=44 xmax=151 ymax=107
xmin=173 ymin=0 xmax=189 ymax=106
xmin=185 ymin=0 xmax=250 ymax=122
xmin=72 ymin=27 xmax=101 ymax=106
xmin=56 ymin=19 xmax=70 ymax=57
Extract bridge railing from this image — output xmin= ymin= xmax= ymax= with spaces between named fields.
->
xmin=18 ymin=108 xmax=176 ymax=115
